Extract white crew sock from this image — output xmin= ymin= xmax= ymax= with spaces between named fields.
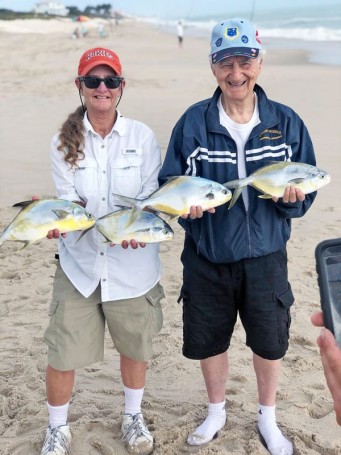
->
xmin=187 ymin=400 xmax=227 ymax=446
xmin=47 ymin=401 xmax=69 ymax=428
xmin=257 ymin=404 xmax=293 ymax=455
xmin=123 ymin=386 xmax=144 ymax=415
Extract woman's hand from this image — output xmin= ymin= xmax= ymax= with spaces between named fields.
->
xmin=110 ymin=240 xmax=146 ymax=249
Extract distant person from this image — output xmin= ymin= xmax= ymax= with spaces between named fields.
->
xmin=159 ymin=17 xmax=318 ymax=455
xmin=177 ymin=21 xmax=184 ymax=48
xmin=71 ymin=27 xmax=80 ymax=39
xmin=311 ymin=311 xmax=341 ymax=425
xmin=98 ymin=22 xmax=106 ymax=38
xmin=40 ymin=47 xmax=164 ymax=455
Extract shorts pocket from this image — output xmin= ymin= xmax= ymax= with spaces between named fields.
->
xmin=276 ymin=284 xmax=295 ymax=344
xmin=48 ymin=299 xmax=59 ymax=317
xmin=146 ymin=283 xmax=164 ymax=337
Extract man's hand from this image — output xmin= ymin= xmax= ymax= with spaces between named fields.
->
xmin=311 ymin=311 xmax=341 ymax=425
xmin=272 ymin=186 xmax=305 ymax=203
xmin=181 ymin=206 xmax=216 ymax=220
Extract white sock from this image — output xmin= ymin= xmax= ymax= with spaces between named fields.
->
xmin=257 ymin=404 xmax=293 ymax=455
xmin=47 ymin=402 xmax=69 ymax=428
xmin=123 ymin=386 xmax=144 ymax=415
xmin=187 ymin=401 xmax=227 ymax=446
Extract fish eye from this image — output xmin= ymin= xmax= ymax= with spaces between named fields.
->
xmin=222 ymin=189 xmax=228 ymax=195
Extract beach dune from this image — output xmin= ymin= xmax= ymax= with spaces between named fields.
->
xmin=0 ymin=18 xmax=341 ymax=455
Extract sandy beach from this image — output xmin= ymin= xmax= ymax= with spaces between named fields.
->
xmin=0 ymin=17 xmax=341 ymax=455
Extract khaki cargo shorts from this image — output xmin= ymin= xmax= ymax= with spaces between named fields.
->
xmin=44 ymin=263 xmax=164 ymax=371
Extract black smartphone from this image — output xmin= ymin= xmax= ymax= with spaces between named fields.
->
xmin=315 ymin=238 xmax=341 ymax=347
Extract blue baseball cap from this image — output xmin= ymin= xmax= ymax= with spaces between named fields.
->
xmin=210 ymin=18 xmax=262 ymax=64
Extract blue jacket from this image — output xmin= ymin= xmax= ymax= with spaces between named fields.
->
xmin=159 ymin=84 xmax=317 ymax=263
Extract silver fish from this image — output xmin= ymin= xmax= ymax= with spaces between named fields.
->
xmin=95 ymin=208 xmax=174 ymax=244
xmin=113 ymin=176 xmax=232 ymax=226
xmin=224 ymin=162 xmax=331 ymax=209
xmin=0 ymin=199 xmax=96 ymax=249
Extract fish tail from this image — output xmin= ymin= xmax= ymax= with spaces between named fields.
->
xmin=223 ymin=179 xmax=241 ymax=189
xmin=75 ymin=226 xmax=94 ymax=244
xmin=112 ymin=193 xmax=144 ymax=227
xmin=112 ymin=193 xmax=139 ymax=208
xmin=228 ymin=187 xmax=244 ymax=209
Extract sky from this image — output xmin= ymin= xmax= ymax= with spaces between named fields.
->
xmin=0 ymin=0 xmax=339 ymax=19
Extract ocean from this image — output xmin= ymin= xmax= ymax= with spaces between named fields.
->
xmin=139 ymin=3 xmax=341 ymax=66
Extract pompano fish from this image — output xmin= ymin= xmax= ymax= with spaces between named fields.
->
xmin=224 ymin=162 xmax=331 ymax=209
xmin=113 ymin=176 xmax=232 ymax=226
xmin=0 ymin=199 xmax=96 ymax=249
xmin=94 ymin=208 xmax=174 ymax=244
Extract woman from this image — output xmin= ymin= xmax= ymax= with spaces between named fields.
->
xmin=41 ymin=47 xmax=163 ymax=455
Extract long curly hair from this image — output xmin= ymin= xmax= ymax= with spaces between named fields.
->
xmin=57 ymin=106 xmax=86 ymax=168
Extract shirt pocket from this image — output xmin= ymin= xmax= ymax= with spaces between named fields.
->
xmin=74 ymin=164 xmax=98 ymax=200
xmin=111 ymin=155 xmax=143 ymax=199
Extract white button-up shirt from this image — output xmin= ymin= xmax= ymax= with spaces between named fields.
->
xmin=50 ymin=111 xmax=162 ymax=302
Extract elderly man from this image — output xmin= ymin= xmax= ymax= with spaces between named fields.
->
xmin=159 ymin=18 xmax=317 ymax=455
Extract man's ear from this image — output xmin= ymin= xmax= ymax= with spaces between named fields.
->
xmin=75 ymin=78 xmax=82 ymax=91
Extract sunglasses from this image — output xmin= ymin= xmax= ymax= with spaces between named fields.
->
xmin=78 ymin=76 xmax=124 ymax=89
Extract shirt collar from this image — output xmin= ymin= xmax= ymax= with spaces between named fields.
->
xmin=83 ymin=110 xmax=126 ymax=138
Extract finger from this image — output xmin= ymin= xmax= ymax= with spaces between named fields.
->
xmin=311 ymin=311 xmax=324 ymax=327
xmin=139 ymin=242 xmax=146 ymax=248
xmin=296 ymin=188 xmax=305 ymax=201
xmin=289 ymin=186 xmax=297 ymax=203
xmin=31 ymin=195 xmax=40 ymax=201
xmin=282 ymin=187 xmax=290 ymax=203
xmin=208 ymin=208 xmax=216 ymax=214
xmin=130 ymin=240 xmax=138 ymax=249
xmin=121 ymin=240 xmax=129 ymax=249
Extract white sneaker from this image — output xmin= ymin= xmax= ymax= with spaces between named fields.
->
xmin=121 ymin=413 xmax=153 ymax=455
xmin=41 ymin=424 xmax=71 ymax=455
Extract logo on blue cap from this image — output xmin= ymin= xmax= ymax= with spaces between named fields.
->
xmin=215 ymin=38 xmax=223 ymax=48
xmin=225 ymin=27 xmax=239 ymax=40
xmin=241 ymin=35 xmax=249 ymax=43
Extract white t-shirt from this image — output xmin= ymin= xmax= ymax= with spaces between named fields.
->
xmin=218 ymin=93 xmax=260 ymax=209
xmin=50 ymin=111 xmax=162 ymax=302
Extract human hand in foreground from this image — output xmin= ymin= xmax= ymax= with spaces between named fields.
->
xmin=181 ymin=206 xmax=216 ymax=220
xmin=110 ymin=240 xmax=146 ymax=249
xmin=311 ymin=311 xmax=341 ymax=425
xmin=272 ymin=186 xmax=305 ymax=203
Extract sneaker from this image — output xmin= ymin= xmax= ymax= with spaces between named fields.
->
xmin=121 ymin=413 xmax=153 ymax=455
xmin=41 ymin=424 xmax=71 ymax=455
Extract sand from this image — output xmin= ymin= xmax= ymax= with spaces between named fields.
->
xmin=0 ymin=17 xmax=340 ymax=455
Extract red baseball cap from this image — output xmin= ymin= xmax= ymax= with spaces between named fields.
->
xmin=78 ymin=47 xmax=122 ymax=76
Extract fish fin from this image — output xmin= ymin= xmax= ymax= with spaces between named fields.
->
xmin=12 ymin=200 xmax=35 ymax=209
xmin=228 ymin=187 xmax=243 ymax=209
xmin=258 ymin=194 xmax=273 ymax=199
xmin=287 ymin=178 xmax=306 ymax=184
xmin=125 ymin=206 xmax=143 ymax=227
xmin=19 ymin=241 xmax=31 ymax=250
xmin=52 ymin=209 xmax=70 ymax=219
